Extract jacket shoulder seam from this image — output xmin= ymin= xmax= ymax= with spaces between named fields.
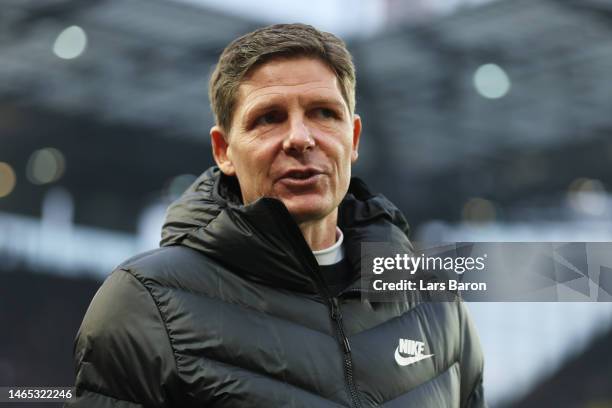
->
xmin=157 ymin=277 xmax=331 ymax=337
xmin=124 ymin=251 xmax=332 ymax=337
xmin=118 ymin=268 xmax=182 ymax=384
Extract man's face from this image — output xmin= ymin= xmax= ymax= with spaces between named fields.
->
xmin=211 ymin=57 xmax=361 ymax=223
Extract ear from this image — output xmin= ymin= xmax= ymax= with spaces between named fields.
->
xmin=351 ymin=114 xmax=362 ymax=163
xmin=210 ymin=125 xmax=236 ymax=176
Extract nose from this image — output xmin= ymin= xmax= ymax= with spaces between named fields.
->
xmin=282 ymin=118 xmax=315 ymax=155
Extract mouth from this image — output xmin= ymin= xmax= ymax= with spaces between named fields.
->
xmin=283 ymin=169 xmax=319 ymax=179
xmin=278 ymin=168 xmax=324 ymax=187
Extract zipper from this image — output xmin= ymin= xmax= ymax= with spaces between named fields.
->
xmin=270 ymin=197 xmax=364 ymax=405
xmin=330 ymin=297 xmax=363 ymax=408
xmin=338 ymin=286 xmax=363 ymax=298
xmin=298 ymin=244 xmax=363 ymax=407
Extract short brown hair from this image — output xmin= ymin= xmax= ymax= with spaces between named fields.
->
xmin=209 ymin=23 xmax=356 ymax=133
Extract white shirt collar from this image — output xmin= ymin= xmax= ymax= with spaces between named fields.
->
xmin=312 ymin=227 xmax=345 ymax=266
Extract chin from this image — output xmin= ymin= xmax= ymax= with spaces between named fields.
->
xmin=282 ymin=198 xmax=335 ymax=224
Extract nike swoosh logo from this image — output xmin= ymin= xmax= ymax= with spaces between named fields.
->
xmin=394 ymin=347 xmax=434 ymax=366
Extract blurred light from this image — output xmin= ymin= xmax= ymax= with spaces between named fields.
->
xmin=138 ymin=202 xmax=167 ymax=251
xmin=167 ymin=174 xmax=198 ymax=199
xmin=26 ymin=148 xmax=65 ymax=185
xmin=0 ymin=162 xmax=17 ymax=198
xmin=53 ymin=26 xmax=87 ymax=60
xmin=473 ymin=63 xmax=511 ymax=99
xmin=567 ymin=178 xmax=607 ymax=216
xmin=462 ymin=197 xmax=496 ymax=223
xmin=41 ymin=187 xmax=74 ymax=227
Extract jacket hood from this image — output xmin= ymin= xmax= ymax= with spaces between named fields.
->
xmin=160 ymin=166 xmax=412 ymax=294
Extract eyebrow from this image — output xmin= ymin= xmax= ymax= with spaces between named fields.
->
xmin=305 ymin=97 xmax=347 ymax=112
xmin=240 ymin=94 xmax=348 ymax=126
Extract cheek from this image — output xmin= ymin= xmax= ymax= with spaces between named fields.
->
xmin=328 ymin=138 xmax=354 ymax=169
xmin=328 ymin=138 xmax=354 ymax=187
xmin=234 ymin=146 xmax=273 ymax=183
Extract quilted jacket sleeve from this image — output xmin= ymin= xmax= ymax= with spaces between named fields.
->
xmin=64 ymin=269 xmax=181 ymax=408
xmin=458 ymin=300 xmax=487 ymax=408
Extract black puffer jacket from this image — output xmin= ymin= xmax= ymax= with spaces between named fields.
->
xmin=67 ymin=167 xmax=486 ymax=407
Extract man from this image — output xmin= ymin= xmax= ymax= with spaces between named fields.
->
xmin=67 ymin=23 xmax=486 ymax=407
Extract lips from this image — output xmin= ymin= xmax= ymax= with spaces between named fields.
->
xmin=277 ymin=168 xmax=324 ymax=186
xmin=281 ymin=169 xmax=320 ymax=180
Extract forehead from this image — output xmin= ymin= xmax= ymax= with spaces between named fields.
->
xmin=235 ymin=57 xmax=345 ymax=112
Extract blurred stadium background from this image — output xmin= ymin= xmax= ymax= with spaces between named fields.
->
xmin=1 ymin=0 xmax=612 ymax=406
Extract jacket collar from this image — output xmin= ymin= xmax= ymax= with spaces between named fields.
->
xmin=161 ymin=167 xmax=412 ymax=295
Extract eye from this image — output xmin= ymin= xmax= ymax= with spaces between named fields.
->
xmin=313 ymin=107 xmax=337 ymax=119
xmin=254 ymin=111 xmax=285 ymax=127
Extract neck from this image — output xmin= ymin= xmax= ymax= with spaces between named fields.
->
xmin=298 ymin=209 xmax=338 ymax=251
